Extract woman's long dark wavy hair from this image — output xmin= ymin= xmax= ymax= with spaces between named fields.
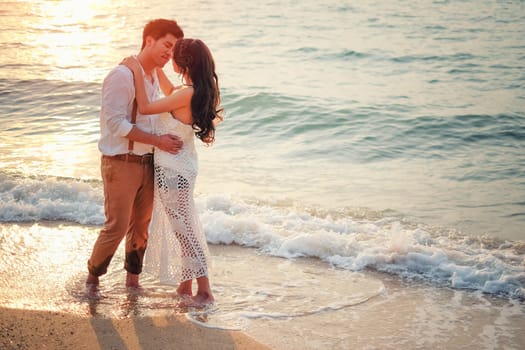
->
xmin=173 ymin=38 xmax=223 ymax=144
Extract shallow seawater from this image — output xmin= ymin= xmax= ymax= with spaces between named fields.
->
xmin=1 ymin=222 xmax=525 ymax=349
xmin=0 ymin=223 xmax=383 ymax=324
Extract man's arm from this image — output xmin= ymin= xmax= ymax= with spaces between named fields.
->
xmin=102 ymin=68 xmax=135 ymax=138
xmin=126 ymin=126 xmax=182 ymax=154
xmin=103 ymin=66 xmax=182 ymax=154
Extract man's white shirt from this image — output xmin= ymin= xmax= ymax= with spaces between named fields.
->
xmin=98 ymin=63 xmax=160 ymax=156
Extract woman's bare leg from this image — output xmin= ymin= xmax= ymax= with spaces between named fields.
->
xmin=193 ymin=276 xmax=215 ymax=305
xmin=176 ymin=279 xmax=193 ymax=296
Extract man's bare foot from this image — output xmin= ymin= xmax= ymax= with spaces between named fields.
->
xmin=85 ymin=283 xmax=101 ymax=299
xmin=126 ymin=272 xmax=141 ymax=289
xmin=85 ymin=274 xmax=100 ymax=299
xmin=86 ymin=273 xmax=99 ymax=285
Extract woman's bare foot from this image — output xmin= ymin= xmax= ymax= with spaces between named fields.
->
xmin=175 ymin=293 xmax=214 ymax=309
xmin=176 ymin=280 xmax=193 ymax=297
xmin=192 ymin=291 xmax=215 ymax=306
xmin=175 ymin=294 xmax=194 ymax=308
xmin=192 ymin=277 xmax=214 ymax=306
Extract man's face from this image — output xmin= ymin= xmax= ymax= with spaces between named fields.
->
xmin=147 ymin=33 xmax=179 ymax=68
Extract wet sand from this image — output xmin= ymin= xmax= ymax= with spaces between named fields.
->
xmin=0 ymin=306 xmax=270 ymax=350
xmin=239 ymin=268 xmax=525 ymax=350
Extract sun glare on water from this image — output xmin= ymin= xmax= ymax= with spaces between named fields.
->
xmin=39 ymin=0 xmax=103 ymax=23
xmin=26 ymin=0 xmax=117 ymax=82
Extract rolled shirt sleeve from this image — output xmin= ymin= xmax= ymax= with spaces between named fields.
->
xmin=102 ymin=66 xmax=134 ymax=138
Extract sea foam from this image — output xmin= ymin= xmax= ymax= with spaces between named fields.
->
xmin=200 ymin=194 xmax=525 ymax=299
xmin=1 ymin=172 xmax=523 ymax=299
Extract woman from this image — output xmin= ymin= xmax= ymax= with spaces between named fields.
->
xmin=122 ymin=38 xmax=223 ymax=306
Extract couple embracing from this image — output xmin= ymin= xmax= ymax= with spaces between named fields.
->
xmin=86 ymin=19 xmax=222 ymax=307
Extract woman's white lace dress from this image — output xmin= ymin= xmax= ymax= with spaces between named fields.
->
xmin=144 ymin=112 xmax=210 ymax=285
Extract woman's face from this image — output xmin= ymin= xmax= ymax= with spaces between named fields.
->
xmin=172 ymin=59 xmax=182 ymax=74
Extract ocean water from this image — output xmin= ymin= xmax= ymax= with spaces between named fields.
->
xmin=1 ymin=0 xmax=525 ymax=349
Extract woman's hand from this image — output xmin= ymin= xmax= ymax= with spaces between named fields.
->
xmin=120 ymin=56 xmax=141 ymax=75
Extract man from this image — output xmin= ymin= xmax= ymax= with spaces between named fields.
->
xmin=86 ymin=19 xmax=184 ymax=294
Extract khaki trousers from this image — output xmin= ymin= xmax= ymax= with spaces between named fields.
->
xmin=87 ymin=155 xmax=154 ymax=276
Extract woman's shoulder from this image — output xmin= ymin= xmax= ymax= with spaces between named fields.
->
xmin=167 ymin=86 xmax=193 ymax=111
xmin=171 ymin=85 xmax=194 ymax=97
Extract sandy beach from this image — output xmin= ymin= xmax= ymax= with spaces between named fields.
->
xmin=0 ymin=306 xmax=270 ymax=350
xmin=2 ymin=274 xmax=525 ymax=350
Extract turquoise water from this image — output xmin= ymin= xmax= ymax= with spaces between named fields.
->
xmin=0 ymin=0 xmax=524 ymax=297
xmin=1 ymin=0 xmax=524 ymax=240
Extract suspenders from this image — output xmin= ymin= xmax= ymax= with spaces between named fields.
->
xmin=128 ymin=99 xmax=137 ymax=154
